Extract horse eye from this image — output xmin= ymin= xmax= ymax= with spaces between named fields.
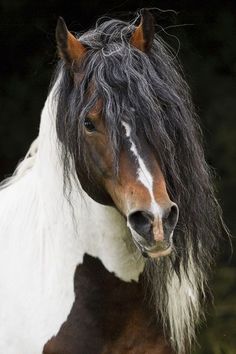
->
xmin=84 ymin=117 xmax=96 ymax=132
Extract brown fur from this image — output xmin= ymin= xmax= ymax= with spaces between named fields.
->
xmin=43 ymin=255 xmax=173 ymax=354
xmin=104 ymin=143 xmax=171 ymax=216
xmin=81 ymin=102 xmax=171 ymax=216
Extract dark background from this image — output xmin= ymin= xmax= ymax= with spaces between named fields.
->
xmin=0 ymin=1 xmax=235 ymax=353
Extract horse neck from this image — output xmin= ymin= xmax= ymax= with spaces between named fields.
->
xmin=34 ymin=81 xmax=144 ymax=282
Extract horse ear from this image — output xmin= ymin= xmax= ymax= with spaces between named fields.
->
xmin=130 ymin=9 xmax=155 ymax=52
xmin=56 ymin=17 xmax=86 ymax=64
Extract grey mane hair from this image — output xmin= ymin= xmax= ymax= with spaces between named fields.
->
xmin=54 ymin=15 xmax=226 ymax=353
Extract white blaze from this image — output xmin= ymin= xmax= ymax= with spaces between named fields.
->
xmin=122 ymin=122 xmax=162 ymax=217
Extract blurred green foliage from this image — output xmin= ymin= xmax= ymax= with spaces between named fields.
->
xmin=0 ymin=1 xmax=235 ymax=353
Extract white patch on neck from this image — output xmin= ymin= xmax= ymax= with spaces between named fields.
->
xmin=0 ymin=80 xmax=145 ymax=354
xmin=122 ymin=121 xmax=162 ymax=217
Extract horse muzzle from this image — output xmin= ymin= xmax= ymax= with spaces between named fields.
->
xmin=127 ymin=204 xmax=179 ymax=258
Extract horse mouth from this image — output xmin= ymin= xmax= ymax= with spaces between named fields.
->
xmin=132 ymin=236 xmax=171 ymax=259
xmin=144 ymin=245 xmax=172 ymax=258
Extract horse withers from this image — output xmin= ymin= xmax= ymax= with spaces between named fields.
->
xmin=0 ymin=9 xmax=224 ymax=354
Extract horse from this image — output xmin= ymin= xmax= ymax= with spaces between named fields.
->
xmin=0 ymin=9 xmax=224 ymax=354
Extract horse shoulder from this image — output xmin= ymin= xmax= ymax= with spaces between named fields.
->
xmin=43 ymin=255 xmax=172 ymax=354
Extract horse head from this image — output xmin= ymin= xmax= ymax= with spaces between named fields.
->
xmin=55 ymin=11 xmax=179 ymax=259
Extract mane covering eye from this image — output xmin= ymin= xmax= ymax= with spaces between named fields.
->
xmin=84 ymin=117 xmax=96 ymax=132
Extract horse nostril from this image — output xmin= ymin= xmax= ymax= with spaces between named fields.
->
xmin=163 ymin=204 xmax=179 ymax=234
xmin=128 ymin=210 xmax=154 ymax=240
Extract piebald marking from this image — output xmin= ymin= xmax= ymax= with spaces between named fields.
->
xmin=0 ymin=83 xmax=144 ymax=354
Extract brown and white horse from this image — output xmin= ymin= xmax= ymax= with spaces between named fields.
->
xmin=0 ymin=9 xmax=224 ymax=354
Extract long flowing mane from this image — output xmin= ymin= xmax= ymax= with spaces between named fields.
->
xmin=54 ymin=17 xmax=224 ymax=353
xmin=0 ymin=13 xmax=226 ymax=354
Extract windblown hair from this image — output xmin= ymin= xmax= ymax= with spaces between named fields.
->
xmin=54 ymin=14 xmax=225 ymax=353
